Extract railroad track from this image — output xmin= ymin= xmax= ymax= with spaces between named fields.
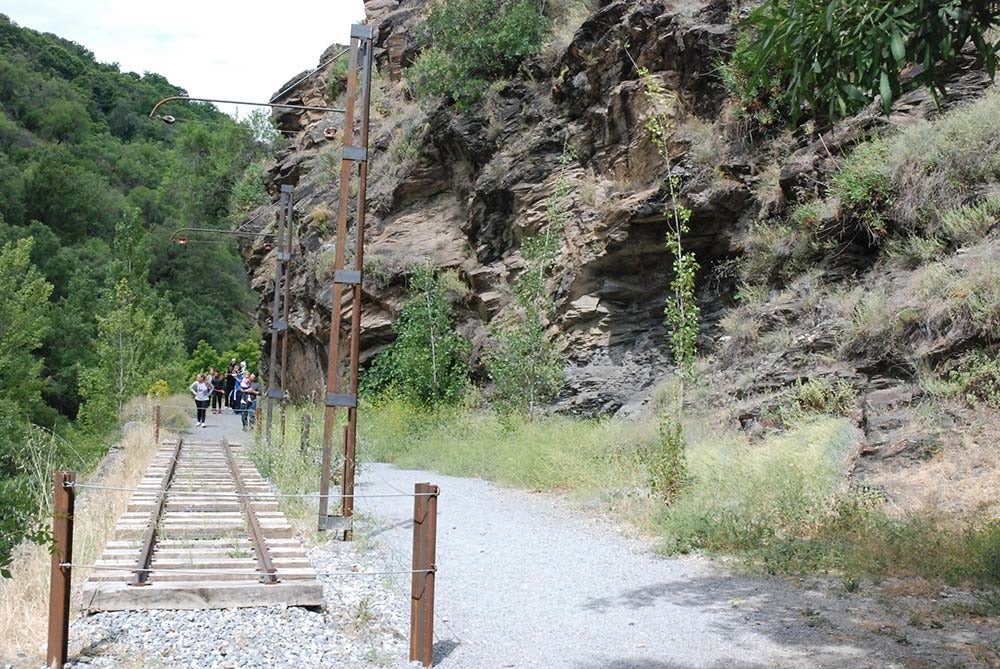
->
xmin=82 ymin=438 xmax=324 ymax=611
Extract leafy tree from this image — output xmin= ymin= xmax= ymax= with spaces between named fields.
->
xmin=362 ymin=265 xmax=470 ymax=405
xmin=484 ymin=182 xmax=565 ymax=418
xmin=187 ymin=339 xmax=223 ymax=378
xmin=0 ymin=237 xmax=53 ymax=419
xmin=406 ymin=0 xmax=551 ymax=106
xmin=78 ymin=278 xmax=186 ymax=430
xmin=728 ymin=0 xmax=1000 ymax=124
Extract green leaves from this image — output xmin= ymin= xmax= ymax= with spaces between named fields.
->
xmin=362 ymin=266 xmax=470 ymax=406
xmin=728 ymin=0 xmax=1000 ymax=124
xmin=406 ymin=0 xmax=551 ymax=106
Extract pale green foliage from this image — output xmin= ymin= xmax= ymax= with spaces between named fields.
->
xmin=484 ymin=181 xmax=565 ymax=418
xmin=230 ymin=160 xmax=269 ymax=216
xmin=949 ymin=351 xmax=1000 ymax=408
xmin=940 ymin=195 xmax=1000 ymax=245
xmin=362 ymin=265 xmax=470 ymax=405
xmin=406 ymin=0 xmax=551 ymax=106
xmin=360 ymin=398 xmax=651 ymax=491
xmin=830 ymin=139 xmax=893 ymax=241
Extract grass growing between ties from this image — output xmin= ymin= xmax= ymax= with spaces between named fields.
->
xmin=0 ymin=399 xmax=183 ymax=664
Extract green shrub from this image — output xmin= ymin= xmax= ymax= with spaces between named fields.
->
xmin=326 ymin=56 xmax=351 ymax=101
xmin=728 ymin=0 xmax=1000 ymax=124
xmin=647 ymin=416 xmax=688 ymax=504
xmin=949 ymin=351 xmax=1000 ymax=408
xmin=657 ymin=418 xmax=857 ymax=553
xmin=788 ymin=377 xmax=856 ymax=417
xmin=940 ymin=195 xmax=1000 ymax=246
xmin=406 ymin=0 xmax=551 ymax=106
xmin=885 ymin=234 xmax=947 ymax=268
xmin=829 ymin=138 xmax=892 ymax=241
xmin=889 ymin=91 xmax=1000 ymax=229
xmin=361 ymin=265 xmax=470 ymax=405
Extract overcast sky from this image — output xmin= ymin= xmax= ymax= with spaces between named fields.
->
xmin=0 ymin=0 xmax=367 ymax=116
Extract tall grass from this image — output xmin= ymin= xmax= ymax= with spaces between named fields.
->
xmin=359 ymin=398 xmax=655 ymax=493
xmin=0 ymin=399 xmax=180 ymax=664
xmin=355 ymin=399 xmax=1000 ymax=586
xmin=657 ymin=418 xmax=858 ymax=553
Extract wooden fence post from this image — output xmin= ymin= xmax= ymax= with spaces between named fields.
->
xmin=47 ymin=471 xmax=75 ymax=669
xmin=410 ymin=482 xmax=438 ymax=667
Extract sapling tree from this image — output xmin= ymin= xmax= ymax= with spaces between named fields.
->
xmin=638 ymin=65 xmax=701 ymax=503
xmin=484 ymin=179 xmax=567 ymax=419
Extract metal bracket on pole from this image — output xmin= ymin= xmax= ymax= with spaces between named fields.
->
xmin=343 ymin=146 xmax=368 ymax=162
xmin=333 ymin=269 xmax=362 ymax=285
xmin=280 ymin=184 xmax=294 ymax=193
xmin=325 ymin=393 xmax=358 ymax=408
xmin=266 ymin=389 xmax=285 ymax=400
xmin=351 ymin=24 xmax=373 ymax=39
xmin=319 ymin=515 xmax=353 ymax=531
xmin=277 ymin=251 xmax=291 ymax=262
xmin=271 ymin=320 xmax=289 ymax=332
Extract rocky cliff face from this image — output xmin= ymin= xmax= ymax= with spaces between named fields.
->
xmin=242 ymin=0 xmax=996 ymax=487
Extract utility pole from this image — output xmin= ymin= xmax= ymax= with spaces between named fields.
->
xmin=317 ymin=24 xmax=374 ymax=539
xmin=265 ymin=185 xmax=294 ymax=443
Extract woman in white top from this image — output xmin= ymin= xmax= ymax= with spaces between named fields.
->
xmin=189 ymin=373 xmax=212 ymax=427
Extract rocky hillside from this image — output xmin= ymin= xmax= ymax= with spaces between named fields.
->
xmin=242 ymin=0 xmax=999 ymax=512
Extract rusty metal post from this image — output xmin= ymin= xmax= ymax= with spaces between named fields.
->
xmin=255 ymin=405 xmax=262 ymax=433
xmin=266 ymin=185 xmax=292 ymax=445
xmin=153 ymin=404 xmax=160 ymax=445
xmin=279 ymin=188 xmax=294 ymax=439
xmin=47 ymin=471 xmax=75 ymax=669
xmin=318 ymin=23 xmax=374 ymax=534
xmin=410 ymin=482 xmax=438 ymax=667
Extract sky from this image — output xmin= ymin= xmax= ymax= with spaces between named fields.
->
xmin=0 ymin=0 xmax=367 ymax=116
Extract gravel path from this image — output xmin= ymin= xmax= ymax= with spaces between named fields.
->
xmin=354 ymin=463 xmax=855 ymax=669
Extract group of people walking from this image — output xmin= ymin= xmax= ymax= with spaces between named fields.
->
xmin=188 ymin=360 xmax=261 ymax=430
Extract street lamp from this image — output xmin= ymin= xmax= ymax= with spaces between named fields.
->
xmin=148 ymin=96 xmax=345 ymax=121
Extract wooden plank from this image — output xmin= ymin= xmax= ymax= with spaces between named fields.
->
xmin=81 ymin=581 xmax=324 ymax=612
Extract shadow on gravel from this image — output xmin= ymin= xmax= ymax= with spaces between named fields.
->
xmin=581 ymin=574 xmax=875 ymax=664
xmin=574 ymin=659 xmax=769 ymax=669
xmin=433 ymin=638 xmax=460 ymax=663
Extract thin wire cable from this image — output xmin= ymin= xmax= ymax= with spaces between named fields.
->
xmin=270 ymin=48 xmax=351 ymax=103
xmin=65 ymin=481 xmax=434 ymax=499
xmin=61 ymin=563 xmax=432 ymax=577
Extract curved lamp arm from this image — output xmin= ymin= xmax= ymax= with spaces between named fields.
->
xmin=149 ymin=95 xmax=346 ymax=120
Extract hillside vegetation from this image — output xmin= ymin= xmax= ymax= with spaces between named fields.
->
xmin=0 ymin=15 xmax=264 ymax=573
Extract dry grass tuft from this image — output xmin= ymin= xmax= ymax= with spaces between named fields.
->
xmin=0 ymin=399 xmax=174 ymax=664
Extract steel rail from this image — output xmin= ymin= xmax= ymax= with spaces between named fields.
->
xmin=129 ymin=438 xmax=183 ymax=586
xmin=222 ymin=439 xmax=278 ymax=584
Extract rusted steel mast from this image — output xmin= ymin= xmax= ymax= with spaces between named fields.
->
xmin=317 ymin=24 xmax=374 ymax=538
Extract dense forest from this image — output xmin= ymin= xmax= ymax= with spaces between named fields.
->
xmin=0 ymin=14 xmax=266 ymax=573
